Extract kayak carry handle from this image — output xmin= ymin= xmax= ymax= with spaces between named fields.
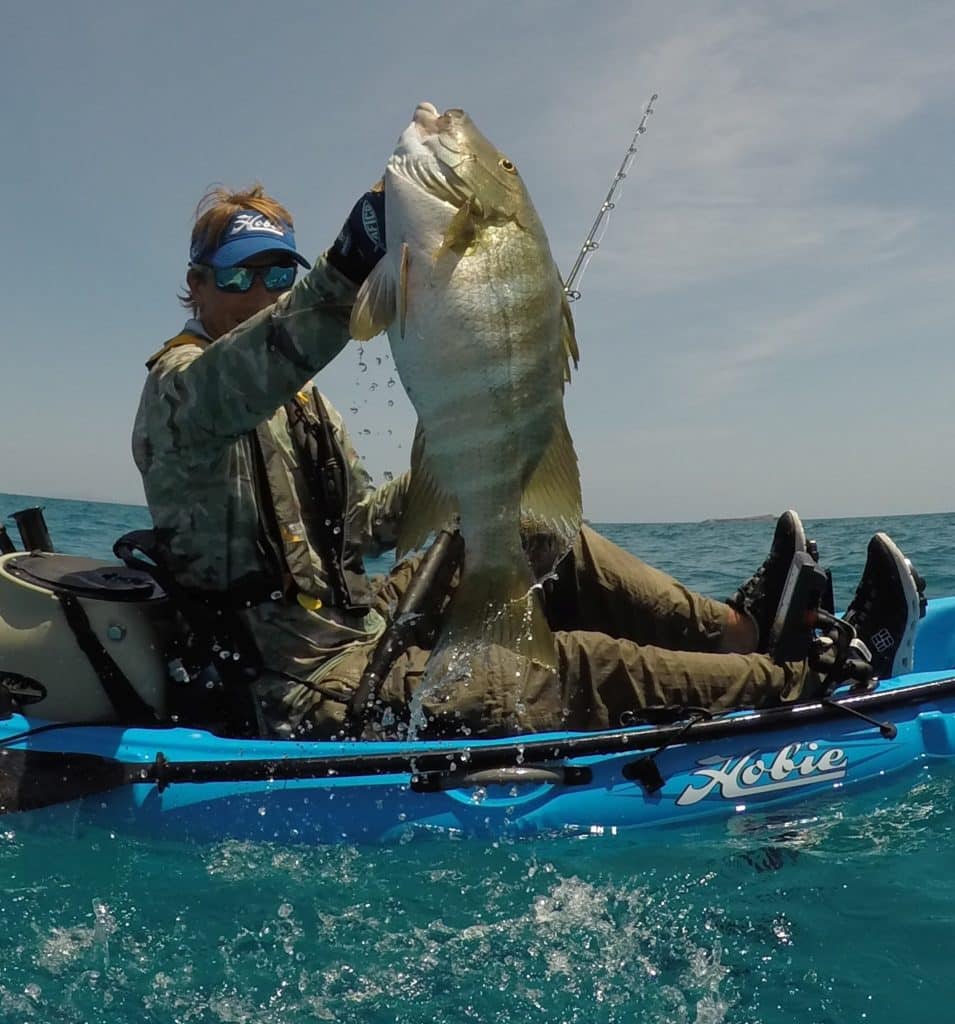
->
xmin=409 ymin=764 xmax=592 ymax=793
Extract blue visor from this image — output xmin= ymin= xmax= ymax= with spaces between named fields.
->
xmin=190 ymin=210 xmax=311 ymax=269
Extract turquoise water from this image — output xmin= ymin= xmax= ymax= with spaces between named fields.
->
xmin=2 ymin=491 xmax=955 ymax=1023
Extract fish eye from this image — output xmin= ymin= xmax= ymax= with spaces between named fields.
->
xmin=499 ymin=158 xmax=517 ymax=174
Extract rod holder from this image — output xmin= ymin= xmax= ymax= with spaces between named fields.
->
xmin=11 ymin=507 xmax=54 ymax=553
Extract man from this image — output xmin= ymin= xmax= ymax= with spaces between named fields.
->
xmin=133 ymin=183 xmax=924 ymax=739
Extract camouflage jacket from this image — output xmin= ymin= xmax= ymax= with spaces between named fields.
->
xmin=132 ymin=256 xmax=409 ymax=673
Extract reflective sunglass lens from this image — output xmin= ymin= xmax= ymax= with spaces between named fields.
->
xmin=262 ymin=265 xmax=297 ymax=290
xmin=214 ymin=267 xmax=254 ymax=292
xmin=212 ymin=264 xmax=296 ymax=293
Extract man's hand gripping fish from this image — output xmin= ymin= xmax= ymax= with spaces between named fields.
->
xmin=350 ymin=102 xmax=582 ymax=672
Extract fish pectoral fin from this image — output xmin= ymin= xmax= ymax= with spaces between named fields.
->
xmin=435 ymin=199 xmax=476 ymax=262
xmin=349 ymin=259 xmax=396 ymax=341
xmin=396 ymin=425 xmax=459 ymax=556
xmin=399 ymin=243 xmax=410 ymax=339
xmin=521 ymin=411 xmax=583 ymax=556
xmin=559 ymin=286 xmax=580 ymax=386
xmin=441 ymin=562 xmax=557 ymax=671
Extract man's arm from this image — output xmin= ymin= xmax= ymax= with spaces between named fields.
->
xmin=351 ymin=471 xmax=412 ymax=556
xmin=319 ymin=395 xmax=411 ymax=556
xmin=150 ymin=256 xmax=357 ymax=443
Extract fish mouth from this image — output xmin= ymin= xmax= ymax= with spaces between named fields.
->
xmin=391 ymin=102 xmax=472 ymax=207
xmin=413 ymin=101 xmax=441 ymax=138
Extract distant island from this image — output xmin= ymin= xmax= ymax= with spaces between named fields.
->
xmin=700 ymin=514 xmax=777 ymax=525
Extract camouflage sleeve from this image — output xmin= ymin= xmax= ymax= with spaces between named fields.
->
xmin=352 ymin=472 xmax=412 ymax=556
xmin=149 ymin=256 xmax=357 ymax=443
xmin=321 ymin=394 xmax=411 ymax=556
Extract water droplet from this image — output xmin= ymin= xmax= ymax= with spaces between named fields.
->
xmin=349 ymin=406 xmax=359 ymax=415
xmin=387 ymin=377 xmax=396 ymax=387
xmin=258 ymin=806 xmax=267 ymax=816
xmin=387 ymin=400 xmax=394 ymax=407
xmin=383 ymin=471 xmax=394 ymax=482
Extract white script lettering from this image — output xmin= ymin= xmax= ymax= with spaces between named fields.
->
xmin=229 ymin=213 xmax=285 ymax=237
xmin=675 ymin=742 xmax=847 ymax=807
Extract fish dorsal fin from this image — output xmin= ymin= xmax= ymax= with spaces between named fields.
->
xmin=349 ymin=258 xmax=396 ymax=341
xmin=559 ymin=287 xmax=580 ymax=387
xmin=396 ymin=424 xmax=459 ymax=557
xmin=520 ymin=410 xmax=582 ymax=554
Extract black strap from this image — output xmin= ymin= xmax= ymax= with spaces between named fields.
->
xmin=57 ymin=592 xmax=159 ymax=724
xmin=284 ymin=391 xmax=354 ymax=609
xmin=246 ymin=429 xmax=295 ymax=601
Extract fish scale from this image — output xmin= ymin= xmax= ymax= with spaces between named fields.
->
xmin=350 ymin=102 xmax=582 ymax=676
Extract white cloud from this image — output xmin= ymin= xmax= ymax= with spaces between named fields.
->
xmin=521 ymin=3 xmax=955 ymax=299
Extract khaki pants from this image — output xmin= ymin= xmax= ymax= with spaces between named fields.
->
xmin=254 ymin=526 xmax=821 ymax=738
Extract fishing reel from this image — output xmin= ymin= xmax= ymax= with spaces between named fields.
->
xmin=768 ymin=552 xmax=876 ymax=694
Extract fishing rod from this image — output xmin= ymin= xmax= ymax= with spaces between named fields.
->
xmin=563 ymin=92 xmax=658 ymax=303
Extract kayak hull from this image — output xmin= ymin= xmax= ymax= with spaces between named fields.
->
xmin=4 ymin=598 xmax=955 ymax=845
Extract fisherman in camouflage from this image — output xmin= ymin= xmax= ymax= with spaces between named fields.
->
xmin=133 ymin=183 xmax=924 ymax=739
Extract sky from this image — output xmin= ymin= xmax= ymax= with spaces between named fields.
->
xmin=2 ymin=1 xmax=955 ymax=522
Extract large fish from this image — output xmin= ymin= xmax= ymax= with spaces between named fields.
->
xmin=350 ymin=102 xmax=581 ymax=670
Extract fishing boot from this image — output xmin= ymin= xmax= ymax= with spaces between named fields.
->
xmin=726 ymin=510 xmax=814 ymax=654
xmin=843 ymin=532 xmax=927 ymax=679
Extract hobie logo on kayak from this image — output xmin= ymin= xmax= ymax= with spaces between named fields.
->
xmin=675 ymin=742 xmax=847 ymax=807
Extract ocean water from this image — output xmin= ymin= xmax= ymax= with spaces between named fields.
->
xmin=1 ymin=491 xmax=955 ymax=1023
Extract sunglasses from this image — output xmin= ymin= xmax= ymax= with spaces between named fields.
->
xmin=205 ymin=264 xmax=298 ymax=293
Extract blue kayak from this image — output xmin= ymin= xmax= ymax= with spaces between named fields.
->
xmin=3 ymin=596 xmax=955 ymax=845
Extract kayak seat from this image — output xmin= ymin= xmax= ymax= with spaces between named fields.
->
xmin=6 ymin=553 xmax=165 ymax=603
xmin=112 ymin=530 xmax=260 ymax=736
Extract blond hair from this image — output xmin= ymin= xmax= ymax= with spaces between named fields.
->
xmin=178 ymin=183 xmax=296 ymax=314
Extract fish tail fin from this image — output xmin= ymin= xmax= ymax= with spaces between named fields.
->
xmin=442 ymin=560 xmax=557 ymax=671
